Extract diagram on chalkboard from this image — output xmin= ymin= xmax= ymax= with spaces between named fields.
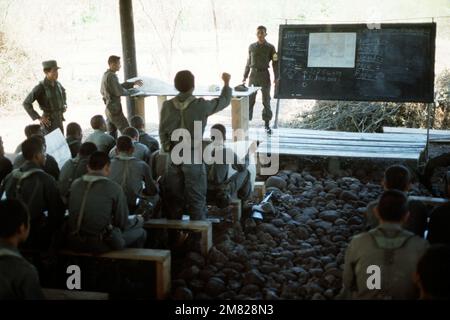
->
xmin=307 ymin=32 xmax=357 ymax=68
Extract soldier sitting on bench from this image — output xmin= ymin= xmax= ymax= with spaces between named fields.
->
xmin=0 ymin=136 xmax=65 ymax=250
xmin=130 ymin=115 xmax=160 ymax=154
xmin=109 ymin=136 xmax=159 ymax=216
xmin=85 ymin=115 xmax=116 ymax=154
xmin=67 ymin=151 xmax=146 ymax=253
xmin=109 ymin=127 xmax=150 ymax=163
xmin=0 ymin=199 xmax=45 ymax=300
xmin=206 ymin=124 xmax=252 ymax=208
xmin=65 ymin=122 xmax=83 ymax=158
xmin=14 ymin=124 xmax=43 ymax=154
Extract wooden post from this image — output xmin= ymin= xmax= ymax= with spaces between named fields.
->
xmin=231 ymin=199 xmax=242 ymax=223
xmin=254 ymin=181 xmax=266 ymax=201
xmin=119 ymin=0 xmax=138 ymax=119
xmin=231 ymin=97 xmax=249 ymax=141
xmin=134 ymin=97 xmax=146 ymax=128
xmin=157 ymin=96 xmax=168 ymax=115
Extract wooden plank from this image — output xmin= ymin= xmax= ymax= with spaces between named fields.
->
xmin=42 ymin=288 xmax=109 ymax=300
xmin=409 ymin=196 xmax=450 ymax=206
xmin=144 ymin=219 xmax=211 ymax=231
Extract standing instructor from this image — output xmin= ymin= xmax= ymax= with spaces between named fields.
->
xmin=243 ymin=26 xmax=279 ymax=134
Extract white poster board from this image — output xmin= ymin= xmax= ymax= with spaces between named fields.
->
xmin=44 ymin=129 xmax=72 ymax=169
xmin=307 ymin=32 xmax=357 ymax=68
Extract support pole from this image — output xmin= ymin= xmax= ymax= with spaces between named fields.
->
xmin=425 ymin=102 xmax=433 ymax=161
xmin=119 ymin=0 xmax=139 ymax=119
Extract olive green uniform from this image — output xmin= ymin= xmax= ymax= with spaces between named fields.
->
xmin=100 ymin=69 xmax=134 ymax=139
xmin=58 ymin=155 xmax=90 ymax=203
xmin=159 ymin=86 xmax=232 ymax=220
xmin=243 ymin=41 xmax=279 ymax=122
xmin=23 ymin=78 xmax=67 ymax=135
xmin=85 ymin=129 xmax=116 ymax=154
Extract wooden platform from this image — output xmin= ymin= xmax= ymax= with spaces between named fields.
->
xmin=149 ymin=126 xmax=427 ymax=160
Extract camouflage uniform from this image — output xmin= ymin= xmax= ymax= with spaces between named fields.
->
xmin=243 ymin=41 xmax=279 ymax=123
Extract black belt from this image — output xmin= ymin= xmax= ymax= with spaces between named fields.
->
xmin=251 ymin=68 xmax=268 ymax=72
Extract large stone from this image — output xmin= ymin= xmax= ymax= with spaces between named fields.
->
xmin=240 ymin=284 xmax=260 ymax=296
xmin=260 ymin=223 xmax=280 ymax=238
xmin=243 ymin=269 xmax=266 ymax=287
xmin=319 ymin=210 xmax=339 ymax=222
xmin=265 ymin=176 xmax=287 ymax=190
xmin=187 ymin=251 xmax=205 ymax=267
xmin=205 ymin=277 xmax=227 ymax=296
xmin=209 ymin=247 xmax=228 ymax=265
xmin=295 ymin=227 xmax=310 ymax=240
xmin=303 ymin=207 xmax=319 ymax=217
xmin=340 ymin=191 xmax=359 ymax=201
xmin=174 ymin=287 xmax=194 ymax=300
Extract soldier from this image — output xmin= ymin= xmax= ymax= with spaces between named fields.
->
xmin=66 ymin=151 xmax=147 ymax=253
xmin=130 ymin=115 xmax=160 ymax=154
xmin=243 ymin=26 xmax=279 ymax=134
xmin=65 ymin=122 xmax=83 ymax=158
xmin=160 ymin=70 xmax=232 ymax=221
xmin=85 ymin=115 xmax=116 ymax=154
xmin=23 ymin=60 xmax=67 ymax=135
xmin=14 ymin=124 xmax=44 ymax=154
xmin=0 ymin=136 xmax=12 ymax=187
xmin=13 ymin=134 xmax=60 ymax=181
xmin=206 ymin=124 xmax=252 ymax=208
xmin=0 ymin=137 xmax=65 ymax=250
xmin=340 ymin=190 xmax=429 ymax=299
xmin=109 ymin=127 xmax=150 ymax=162
xmin=0 ymin=199 xmax=45 ymax=300
xmin=58 ymin=142 xmax=97 ymax=204
xmin=109 ymin=136 xmax=158 ymax=212
xmin=101 ymin=55 xmax=143 ymax=139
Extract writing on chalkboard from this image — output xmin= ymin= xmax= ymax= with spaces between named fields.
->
xmin=277 ymin=23 xmax=435 ymax=102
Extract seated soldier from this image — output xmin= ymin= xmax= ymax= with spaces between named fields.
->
xmin=0 ymin=136 xmax=13 ymax=187
xmin=341 ymin=190 xmax=429 ymax=300
xmin=0 ymin=199 xmax=45 ymax=300
xmin=85 ymin=115 xmax=116 ymax=154
xmin=58 ymin=142 xmax=97 ymax=204
xmin=426 ymin=175 xmax=450 ymax=245
xmin=65 ymin=122 xmax=82 ymax=158
xmin=0 ymin=136 xmax=65 ymax=250
xmin=109 ymin=136 xmax=158 ymax=214
xmin=130 ymin=115 xmax=160 ymax=154
xmin=415 ymin=244 xmax=450 ymax=300
xmin=109 ymin=127 xmax=150 ymax=162
xmin=13 ymin=134 xmax=60 ymax=181
xmin=14 ymin=124 xmax=43 ymax=154
xmin=206 ymin=124 xmax=251 ymax=208
xmin=419 ymin=152 xmax=450 ymax=195
xmin=365 ymin=164 xmax=428 ymax=237
xmin=67 ymin=151 xmax=146 ymax=253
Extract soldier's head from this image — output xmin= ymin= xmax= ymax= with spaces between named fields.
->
xmin=42 ymin=60 xmax=60 ymax=81
xmin=22 ymin=136 xmax=46 ymax=167
xmin=415 ymin=245 xmax=450 ymax=300
xmin=375 ymin=190 xmax=409 ymax=224
xmin=174 ymin=70 xmax=195 ymax=93
xmin=256 ymin=26 xmax=267 ymax=42
xmin=383 ymin=164 xmax=411 ymax=192
xmin=116 ymin=136 xmax=134 ymax=156
xmin=0 ymin=199 xmax=30 ymax=246
xmin=123 ymin=127 xmax=139 ymax=142
xmin=24 ymin=124 xmax=43 ymax=139
xmin=87 ymin=151 xmax=111 ymax=176
xmin=90 ymin=115 xmax=107 ymax=132
xmin=66 ymin=122 xmax=82 ymax=140
xmin=79 ymin=142 xmax=97 ymax=158
xmin=211 ymin=123 xmax=226 ymax=143
xmin=108 ymin=55 xmax=121 ymax=72
xmin=130 ymin=115 xmax=145 ymax=131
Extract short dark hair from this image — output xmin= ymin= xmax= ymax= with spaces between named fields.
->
xmin=22 ymin=136 xmax=44 ymax=161
xmin=384 ymin=165 xmax=411 ymax=191
xmin=116 ymin=136 xmax=134 ymax=153
xmin=123 ymin=127 xmax=139 ymax=139
xmin=66 ymin=122 xmax=82 ymax=137
xmin=90 ymin=115 xmax=105 ymax=130
xmin=0 ymin=199 xmax=30 ymax=238
xmin=377 ymin=190 xmax=409 ymax=222
xmin=417 ymin=245 xmax=450 ymax=299
xmin=79 ymin=142 xmax=97 ymax=157
xmin=24 ymin=124 xmax=42 ymax=138
xmin=257 ymin=25 xmax=267 ymax=33
xmin=108 ymin=55 xmax=121 ymax=65
xmin=130 ymin=115 xmax=144 ymax=129
xmin=88 ymin=151 xmax=110 ymax=171
xmin=174 ymin=70 xmax=195 ymax=93
xmin=211 ymin=123 xmax=226 ymax=141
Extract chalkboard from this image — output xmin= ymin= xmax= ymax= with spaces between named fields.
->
xmin=276 ymin=23 xmax=436 ymax=102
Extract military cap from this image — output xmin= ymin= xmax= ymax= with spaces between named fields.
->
xmin=42 ymin=60 xmax=60 ymax=70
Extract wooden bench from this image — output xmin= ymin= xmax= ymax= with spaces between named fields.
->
xmin=59 ymin=248 xmax=171 ymax=300
xmin=144 ymin=219 xmax=212 ymax=256
xmin=383 ymin=127 xmax=450 ymax=143
xmin=409 ymin=195 xmax=450 ymax=207
xmin=42 ymin=288 xmax=109 ymax=300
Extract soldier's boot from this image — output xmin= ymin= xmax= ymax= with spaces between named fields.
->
xmin=265 ymin=121 xmax=272 ymax=135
